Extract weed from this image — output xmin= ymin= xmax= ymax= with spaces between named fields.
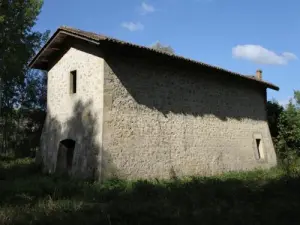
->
xmin=1 ymin=156 xmax=300 ymax=225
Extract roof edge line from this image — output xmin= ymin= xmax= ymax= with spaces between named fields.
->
xmin=28 ymin=28 xmax=61 ymax=69
xmin=29 ymin=26 xmax=279 ymax=91
xmin=28 ymin=28 xmax=100 ymax=69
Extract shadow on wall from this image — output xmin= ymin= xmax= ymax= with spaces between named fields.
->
xmin=37 ymin=99 xmax=118 ymax=180
xmin=105 ymin=53 xmax=267 ymax=122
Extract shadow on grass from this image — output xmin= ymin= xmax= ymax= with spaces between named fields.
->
xmin=1 ymin=158 xmax=300 ymax=225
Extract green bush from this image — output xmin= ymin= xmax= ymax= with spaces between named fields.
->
xmin=274 ymin=91 xmax=300 ymax=174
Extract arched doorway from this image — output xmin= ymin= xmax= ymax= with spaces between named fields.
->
xmin=56 ymin=139 xmax=76 ymax=175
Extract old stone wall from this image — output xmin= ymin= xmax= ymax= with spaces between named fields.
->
xmin=102 ymin=53 xmax=277 ymax=180
xmin=40 ymin=46 xmax=104 ymax=179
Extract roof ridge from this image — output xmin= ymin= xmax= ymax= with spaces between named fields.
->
xmin=29 ymin=26 xmax=279 ymax=91
xmin=58 ymin=26 xmax=260 ymax=78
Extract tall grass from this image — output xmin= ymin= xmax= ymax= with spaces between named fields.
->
xmin=1 ymin=156 xmax=300 ymax=225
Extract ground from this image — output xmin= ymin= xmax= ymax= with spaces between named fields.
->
xmin=1 ymin=155 xmax=300 ymax=225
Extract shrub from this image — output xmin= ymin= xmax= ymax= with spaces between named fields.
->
xmin=275 ymin=91 xmax=300 ymax=174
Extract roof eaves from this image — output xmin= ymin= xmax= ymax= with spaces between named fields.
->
xmin=28 ymin=28 xmax=61 ymax=69
xmin=30 ymin=26 xmax=280 ymax=91
xmin=101 ymin=37 xmax=280 ymax=90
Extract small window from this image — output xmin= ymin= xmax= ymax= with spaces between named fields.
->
xmin=70 ymin=70 xmax=77 ymax=94
xmin=256 ymin=138 xmax=264 ymax=159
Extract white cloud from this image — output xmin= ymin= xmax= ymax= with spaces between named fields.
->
xmin=140 ymin=2 xmax=155 ymax=15
xmin=121 ymin=22 xmax=144 ymax=31
xmin=282 ymin=52 xmax=298 ymax=60
xmin=232 ymin=45 xmax=297 ymax=65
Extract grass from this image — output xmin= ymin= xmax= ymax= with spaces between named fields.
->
xmin=1 ymin=155 xmax=300 ymax=225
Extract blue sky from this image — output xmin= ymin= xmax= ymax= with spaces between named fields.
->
xmin=34 ymin=0 xmax=300 ymax=104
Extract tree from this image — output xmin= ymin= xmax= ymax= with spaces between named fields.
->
xmin=276 ymin=91 xmax=300 ymax=173
xmin=0 ymin=0 xmax=47 ymax=109
xmin=294 ymin=90 xmax=300 ymax=106
xmin=150 ymin=41 xmax=175 ymax=55
xmin=267 ymin=100 xmax=284 ymax=138
xmin=0 ymin=0 xmax=48 ymax=155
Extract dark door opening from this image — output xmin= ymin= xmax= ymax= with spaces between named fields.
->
xmin=56 ymin=139 xmax=76 ymax=175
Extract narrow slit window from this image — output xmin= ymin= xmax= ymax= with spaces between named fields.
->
xmin=256 ymin=138 xmax=264 ymax=159
xmin=70 ymin=70 xmax=77 ymax=94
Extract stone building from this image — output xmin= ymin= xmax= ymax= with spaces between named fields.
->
xmin=29 ymin=26 xmax=279 ymax=180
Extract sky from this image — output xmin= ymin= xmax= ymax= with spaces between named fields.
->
xmin=33 ymin=0 xmax=300 ymax=105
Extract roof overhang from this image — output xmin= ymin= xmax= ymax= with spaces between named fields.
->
xmin=29 ymin=26 xmax=279 ymax=91
xmin=29 ymin=28 xmax=100 ymax=70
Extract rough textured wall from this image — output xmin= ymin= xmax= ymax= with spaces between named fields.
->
xmin=40 ymin=46 xmax=104 ymax=179
xmin=102 ymin=53 xmax=277 ymax=180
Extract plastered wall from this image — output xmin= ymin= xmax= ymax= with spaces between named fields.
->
xmin=39 ymin=47 xmax=104 ymax=179
xmin=102 ymin=53 xmax=277 ymax=179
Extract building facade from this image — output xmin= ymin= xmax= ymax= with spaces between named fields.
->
xmin=30 ymin=27 xmax=279 ymax=180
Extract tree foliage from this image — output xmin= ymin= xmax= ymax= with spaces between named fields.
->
xmin=267 ymin=100 xmax=284 ymax=138
xmin=0 ymin=0 xmax=49 ymax=156
xmin=0 ymin=0 xmax=47 ymax=108
xmin=150 ymin=41 xmax=175 ymax=55
xmin=274 ymin=92 xmax=300 ymax=171
xmin=294 ymin=90 xmax=300 ymax=106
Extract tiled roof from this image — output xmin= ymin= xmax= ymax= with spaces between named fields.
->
xmin=30 ymin=26 xmax=279 ymax=91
